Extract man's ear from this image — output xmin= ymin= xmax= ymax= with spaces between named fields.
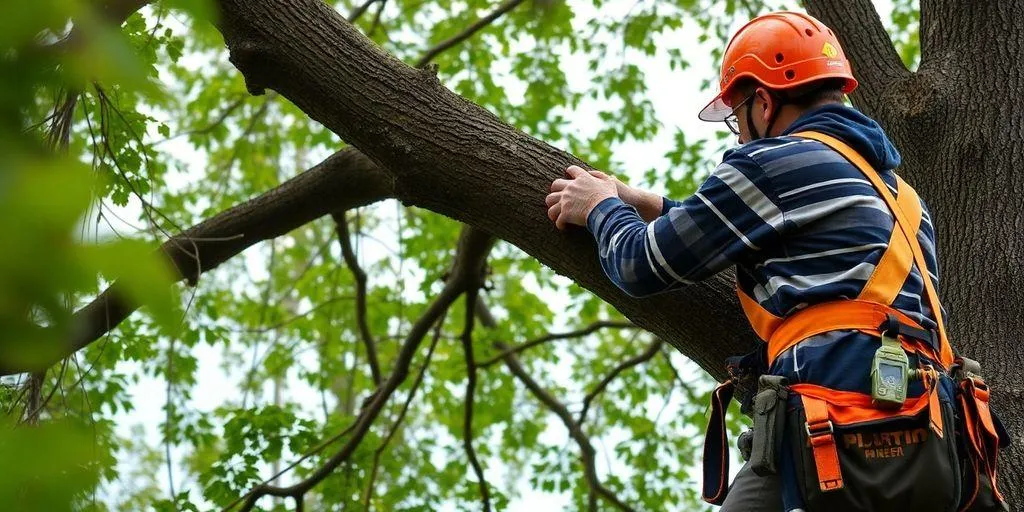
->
xmin=755 ymin=87 xmax=774 ymax=122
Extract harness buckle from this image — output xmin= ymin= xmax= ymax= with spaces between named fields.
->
xmin=805 ymin=419 xmax=834 ymax=441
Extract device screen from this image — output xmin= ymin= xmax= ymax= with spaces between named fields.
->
xmin=879 ymin=363 xmax=904 ymax=387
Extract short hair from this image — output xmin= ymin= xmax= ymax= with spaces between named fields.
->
xmin=732 ymin=77 xmax=847 ymax=107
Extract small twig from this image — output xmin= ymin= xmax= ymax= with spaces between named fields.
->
xmin=577 ymin=338 xmax=663 ymax=424
xmin=165 ymin=338 xmax=179 ymax=510
xmin=367 ymin=0 xmax=387 ymax=36
xmin=212 ymin=94 xmax=276 ymax=203
xmin=231 ymin=228 xmax=493 ymax=511
xmin=460 ymin=288 xmax=491 ymax=511
xmin=348 ymin=0 xmax=380 ymax=23
xmin=45 ymin=89 xmax=79 ymax=152
xmin=477 ymin=321 xmax=635 ymax=368
xmin=23 ymin=371 xmax=46 ymax=425
xmin=362 ymin=310 xmax=446 ymax=510
xmin=333 ymin=212 xmax=382 ymax=386
xmin=414 ymin=0 xmax=529 ymax=68
xmin=219 ymin=421 xmax=360 ymax=512
xmin=230 ymin=296 xmax=356 ymax=335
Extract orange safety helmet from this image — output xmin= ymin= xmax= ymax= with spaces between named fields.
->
xmin=698 ymin=11 xmax=858 ymax=122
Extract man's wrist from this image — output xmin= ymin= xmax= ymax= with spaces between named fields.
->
xmin=634 ymin=189 xmax=663 ymax=222
xmin=586 ymin=192 xmax=619 ymax=218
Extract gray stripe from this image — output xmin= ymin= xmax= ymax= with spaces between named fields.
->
xmin=646 ymin=222 xmax=687 ymax=283
xmin=786 ymin=195 xmax=890 ymax=227
xmin=695 ymin=192 xmax=759 ymax=250
xmin=757 ymin=242 xmax=888 ymax=268
xmin=777 ymin=177 xmax=871 ymax=199
xmin=713 ymin=163 xmax=784 ymax=229
xmin=641 ymin=236 xmax=670 ymax=285
xmin=766 ymin=262 xmax=875 ymax=295
xmin=753 ymin=283 xmax=772 ymax=303
xmin=761 ymin=147 xmax=847 ymax=177
xmin=748 ymin=139 xmax=815 ymax=156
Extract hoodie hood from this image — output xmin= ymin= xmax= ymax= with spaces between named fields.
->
xmin=783 ymin=104 xmax=901 ymax=170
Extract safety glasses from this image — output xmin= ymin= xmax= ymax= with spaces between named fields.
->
xmin=724 ymin=93 xmax=754 ymax=135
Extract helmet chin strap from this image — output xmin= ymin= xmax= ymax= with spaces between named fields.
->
xmin=745 ymin=93 xmax=784 ymax=141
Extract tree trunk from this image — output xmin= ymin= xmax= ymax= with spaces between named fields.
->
xmin=210 ymin=0 xmax=1024 ymax=501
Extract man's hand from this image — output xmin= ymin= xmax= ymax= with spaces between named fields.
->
xmin=546 ymin=165 xmax=618 ymax=230
xmin=582 ymin=169 xmax=665 ymax=223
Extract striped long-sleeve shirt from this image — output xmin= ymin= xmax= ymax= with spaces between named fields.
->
xmin=586 ymin=105 xmax=943 ymax=392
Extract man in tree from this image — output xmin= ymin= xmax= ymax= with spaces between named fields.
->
xmin=546 ymin=10 xmax=979 ymax=512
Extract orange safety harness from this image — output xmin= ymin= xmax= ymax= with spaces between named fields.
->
xmin=703 ymin=131 xmax=959 ymax=503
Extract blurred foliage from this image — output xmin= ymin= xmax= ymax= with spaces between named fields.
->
xmin=0 ymin=0 xmax=916 ymax=510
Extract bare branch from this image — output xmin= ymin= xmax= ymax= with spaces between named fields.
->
xmin=45 ymin=89 xmax=79 ymax=151
xmin=460 ymin=287 xmax=491 ymax=512
xmin=367 ymin=0 xmax=387 ymax=37
xmin=158 ymin=95 xmax=248 ymax=143
xmin=477 ymin=321 xmax=635 ymax=368
xmin=24 ymin=372 xmax=45 ymax=425
xmin=498 ymin=344 xmax=635 ymax=512
xmin=414 ymin=0 xmax=529 ymax=68
xmin=332 ymin=212 xmax=382 ymax=386
xmin=577 ymin=339 xmax=663 ymax=424
xmin=803 ymin=0 xmax=910 ymax=115
xmin=362 ymin=307 xmax=446 ymax=509
xmin=232 ymin=227 xmax=495 ymax=512
xmin=348 ymin=0 xmax=381 ymax=23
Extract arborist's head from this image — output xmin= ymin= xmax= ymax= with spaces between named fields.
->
xmin=698 ymin=11 xmax=858 ymax=144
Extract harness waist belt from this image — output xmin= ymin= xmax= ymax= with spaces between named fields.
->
xmin=766 ymin=299 xmax=939 ymax=367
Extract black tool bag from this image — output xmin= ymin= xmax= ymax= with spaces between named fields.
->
xmin=783 ymin=377 xmax=961 ymax=512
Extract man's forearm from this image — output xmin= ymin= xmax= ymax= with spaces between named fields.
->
xmin=630 ymin=188 xmax=667 ymax=223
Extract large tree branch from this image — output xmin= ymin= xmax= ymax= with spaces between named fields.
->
xmin=803 ymin=0 xmax=909 ymax=116
xmin=5 ymin=0 xmax=532 ymax=376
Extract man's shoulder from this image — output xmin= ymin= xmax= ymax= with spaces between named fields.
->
xmin=726 ymin=135 xmax=827 ymax=163
xmin=724 ymin=135 xmax=848 ymax=179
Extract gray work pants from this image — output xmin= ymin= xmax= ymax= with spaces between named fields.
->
xmin=719 ymin=462 xmax=784 ymax=511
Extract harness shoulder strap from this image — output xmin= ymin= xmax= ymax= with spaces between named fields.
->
xmin=791 ymin=131 xmax=953 ymax=367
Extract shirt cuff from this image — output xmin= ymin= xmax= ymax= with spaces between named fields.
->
xmin=661 ymin=197 xmax=683 ymax=216
xmin=587 ymin=196 xmax=641 ymax=235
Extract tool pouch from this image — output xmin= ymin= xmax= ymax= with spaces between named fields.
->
xmin=953 ymin=357 xmax=1011 ymax=512
xmin=783 ymin=375 xmax=961 ymax=512
xmin=750 ymin=375 xmax=788 ymax=475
